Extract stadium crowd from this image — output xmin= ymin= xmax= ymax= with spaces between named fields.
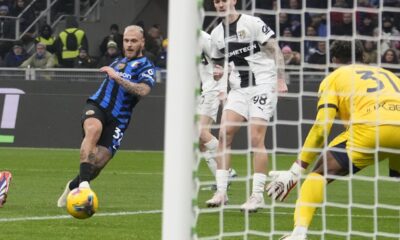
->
xmin=202 ymin=0 xmax=400 ymax=73
xmin=0 ymin=0 xmax=399 ymax=72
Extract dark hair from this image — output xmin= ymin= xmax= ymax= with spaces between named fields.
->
xmin=110 ymin=24 xmax=119 ymax=31
xmin=381 ymin=48 xmax=399 ymax=64
xmin=330 ymin=40 xmax=364 ymax=63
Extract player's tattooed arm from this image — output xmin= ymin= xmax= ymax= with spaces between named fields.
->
xmin=262 ymin=39 xmax=285 ymax=80
xmin=100 ymin=66 xmax=151 ymax=96
xmin=262 ymin=39 xmax=288 ymax=93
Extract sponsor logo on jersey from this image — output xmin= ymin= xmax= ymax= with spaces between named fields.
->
xmin=228 ymin=44 xmax=259 ymax=58
xmin=117 ymin=71 xmax=132 ymax=80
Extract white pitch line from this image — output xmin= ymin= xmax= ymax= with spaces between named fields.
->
xmin=0 ymin=209 xmax=162 ymax=222
xmin=1 ymin=209 xmax=398 ymax=223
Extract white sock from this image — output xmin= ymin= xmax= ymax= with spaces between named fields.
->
xmin=203 ymin=138 xmax=219 ymax=176
xmin=292 ymin=226 xmax=308 ymax=236
xmin=216 ymin=169 xmax=229 ymax=194
xmin=252 ymin=173 xmax=266 ymax=195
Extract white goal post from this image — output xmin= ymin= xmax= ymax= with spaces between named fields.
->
xmin=162 ymin=0 xmax=199 ymax=239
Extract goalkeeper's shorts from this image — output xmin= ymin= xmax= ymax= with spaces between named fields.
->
xmin=328 ymin=124 xmax=400 ymax=170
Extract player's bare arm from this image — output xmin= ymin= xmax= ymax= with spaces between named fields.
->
xmin=100 ymin=66 xmax=151 ymax=96
xmin=262 ymin=39 xmax=288 ymax=93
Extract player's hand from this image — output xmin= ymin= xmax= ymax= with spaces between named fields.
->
xmin=278 ymin=78 xmax=288 ymax=94
xmin=218 ymin=91 xmax=227 ymax=106
xmin=266 ymin=162 xmax=305 ymax=201
xmin=100 ymin=66 xmax=118 ymax=80
xmin=213 ymin=65 xmax=224 ymax=81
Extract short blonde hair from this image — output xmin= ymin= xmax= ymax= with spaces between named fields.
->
xmin=124 ymin=25 xmax=144 ymax=36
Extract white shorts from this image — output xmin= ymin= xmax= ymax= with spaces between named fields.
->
xmin=197 ymin=91 xmax=220 ymax=122
xmin=224 ymin=84 xmax=277 ymax=121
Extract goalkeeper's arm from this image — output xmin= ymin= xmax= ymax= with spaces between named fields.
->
xmin=266 ymin=107 xmax=337 ymax=201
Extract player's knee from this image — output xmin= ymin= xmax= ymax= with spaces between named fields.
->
xmin=250 ymin=134 xmax=265 ymax=148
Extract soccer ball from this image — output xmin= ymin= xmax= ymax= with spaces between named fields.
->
xmin=66 ymin=188 xmax=98 ymax=219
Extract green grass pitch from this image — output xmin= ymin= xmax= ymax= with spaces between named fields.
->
xmin=0 ymin=148 xmax=398 ymax=239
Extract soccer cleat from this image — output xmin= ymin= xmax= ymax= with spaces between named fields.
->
xmin=79 ymin=181 xmax=90 ymax=189
xmin=0 ymin=171 xmax=12 ymax=207
xmin=57 ymin=180 xmax=72 ymax=208
xmin=240 ymin=193 xmax=265 ymax=212
xmin=279 ymin=234 xmax=307 ymax=240
xmin=206 ymin=191 xmax=228 ymax=207
xmin=229 ymin=168 xmax=238 ymax=178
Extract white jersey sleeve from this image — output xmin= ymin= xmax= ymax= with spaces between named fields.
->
xmin=253 ymin=17 xmax=275 ymax=45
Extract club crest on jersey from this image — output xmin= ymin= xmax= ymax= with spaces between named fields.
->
xmin=237 ymin=30 xmax=246 ymax=39
xmin=117 ymin=63 xmax=126 ymax=70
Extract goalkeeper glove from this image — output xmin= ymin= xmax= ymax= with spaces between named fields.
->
xmin=266 ymin=162 xmax=305 ymax=201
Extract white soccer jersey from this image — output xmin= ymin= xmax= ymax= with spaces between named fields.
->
xmin=210 ymin=14 xmax=276 ymax=89
xmin=199 ymin=31 xmax=227 ymax=94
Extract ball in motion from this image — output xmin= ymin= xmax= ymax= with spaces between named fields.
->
xmin=66 ymin=188 xmax=98 ymax=219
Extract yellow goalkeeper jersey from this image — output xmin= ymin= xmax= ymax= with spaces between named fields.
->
xmin=299 ymin=64 xmax=400 ymax=164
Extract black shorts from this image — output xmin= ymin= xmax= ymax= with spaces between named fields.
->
xmin=329 ymin=141 xmax=361 ymax=174
xmin=81 ymin=100 xmax=126 ymax=156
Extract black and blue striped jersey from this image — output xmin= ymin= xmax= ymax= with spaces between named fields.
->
xmin=89 ymin=56 xmax=156 ymax=124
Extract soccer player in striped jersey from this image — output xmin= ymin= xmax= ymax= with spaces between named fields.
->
xmin=57 ymin=25 xmax=156 ymax=207
xmin=266 ymin=41 xmax=400 ymax=240
xmin=206 ymin=0 xmax=288 ymax=212
xmin=198 ymin=30 xmax=237 ymax=183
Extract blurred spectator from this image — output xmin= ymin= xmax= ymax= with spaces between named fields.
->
xmin=381 ymin=48 xmax=399 ymax=64
xmin=156 ymin=38 xmax=168 ymax=69
xmin=289 ymin=0 xmax=301 ymax=9
xmin=306 ymin=0 xmax=327 ymax=8
xmin=145 ymin=24 xmax=163 ymax=57
xmin=10 ymin=0 xmax=36 ymax=42
xmin=282 ymin=45 xmax=300 ymax=65
xmin=0 ymin=5 xmax=14 ymax=58
xmin=20 ymin=42 xmax=57 ymax=68
xmin=4 ymin=41 xmax=29 ymax=67
xmin=357 ymin=0 xmax=376 ymax=7
xmin=289 ymin=14 xmax=301 ymax=37
xmin=384 ymin=0 xmax=400 ymax=7
xmin=306 ymin=26 xmax=317 ymax=36
xmin=35 ymin=24 xmax=56 ymax=54
xmin=279 ymin=13 xmax=290 ymax=36
xmin=0 ymin=0 xmax=12 ymax=8
xmin=332 ymin=13 xmax=353 ymax=36
xmin=54 ymin=16 xmax=89 ymax=68
xmin=308 ymin=41 xmax=326 ymax=64
xmin=362 ymin=40 xmax=377 ymax=64
xmin=99 ymin=24 xmax=123 ymax=56
xmin=73 ymin=47 xmax=96 ymax=68
xmin=332 ymin=0 xmax=352 ymax=8
xmin=381 ymin=48 xmax=400 ymax=72
xmin=357 ymin=14 xmax=375 ymax=36
xmin=379 ymin=15 xmax=400 ymax=53
xmin=97 ymin=40 xmax=121 ymax=67
xmin=308 ymin=13 xmax=327 ymax=36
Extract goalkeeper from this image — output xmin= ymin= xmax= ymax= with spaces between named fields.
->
xmin=267 ymin=40 xmax=400 ymax=240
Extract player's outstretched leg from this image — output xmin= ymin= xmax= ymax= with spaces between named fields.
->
xmin=0 ymin=171 xmax=12 ymax=207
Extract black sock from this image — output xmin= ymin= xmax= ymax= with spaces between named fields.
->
xmin=79 ymin=162 xmax=95 ymax=183
xmin=69 ymin=175 xmax=80 ymax=190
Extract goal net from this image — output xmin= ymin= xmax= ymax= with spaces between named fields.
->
xmin=186 ymin=0 xmax=400 ymax=240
